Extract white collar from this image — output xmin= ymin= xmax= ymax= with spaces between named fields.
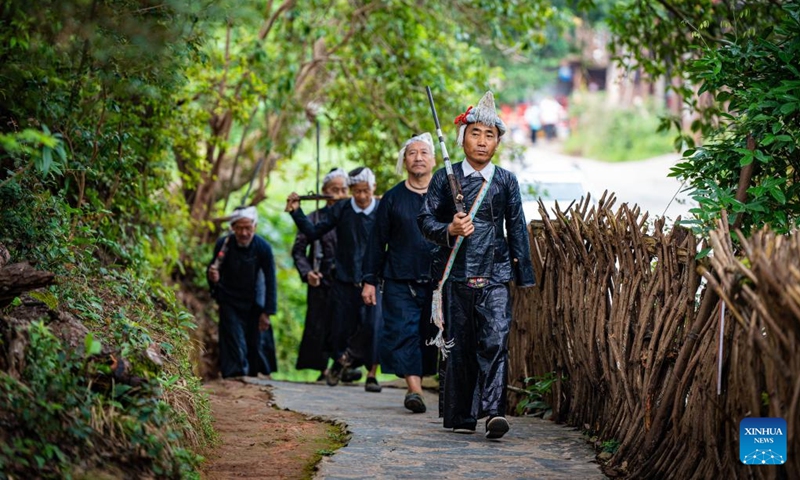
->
xmin=351 ymin=196 xmax=377 ymax=215
xmin=462 ymin=159 xmax=495 ymax=182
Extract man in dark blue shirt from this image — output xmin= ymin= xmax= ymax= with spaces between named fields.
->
xmin=286 ymin=167 xmax=383 ymax=392
xmin=362 ymin=133 xmax=438 ymax=413
xmin=207 ymin=206 xmax=277 ymax=379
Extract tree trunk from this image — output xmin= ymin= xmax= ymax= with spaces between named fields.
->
xmin=0 ymin=262 xmax=55 ymax=308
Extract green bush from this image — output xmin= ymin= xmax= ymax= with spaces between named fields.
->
xmin=0 ymin=322 xmax=203 ymax=478
xmin=515 ymin=372 xmax=563 ymax=419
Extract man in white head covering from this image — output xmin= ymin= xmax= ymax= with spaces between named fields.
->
xmin=361 ymin=132 xmax=438 ymax=413
xmin=418 ymin=91 xmax=535 ymax=439
xmin=291 ymin=167 xmax=358 ymax=382
xmin=207 ymin=205 xmax=278 ymax=379
xmin=286 ymin=167 xmax=384 ymax=392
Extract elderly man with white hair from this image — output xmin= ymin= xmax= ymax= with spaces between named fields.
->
xmin=286 ymin=167 xmax=383 ymax=392
xmin=361 ymin=133 xmax=439 ymax=413
xmin=207 ymin=205 xmax=277 ymax=379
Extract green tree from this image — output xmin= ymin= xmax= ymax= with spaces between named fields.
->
xmin=0 ymin=1 xmax=215 ymax=476
xmin=600 ymin=0 xmax=798 ymax=235
xmin=1 ymin=0 xmax=203 ymax=264
xmin=173 ymin=0 xmax=564 ymax=238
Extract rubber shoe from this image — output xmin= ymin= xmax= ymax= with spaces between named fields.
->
xmin=485 ymin=416 xmax=510 ymax=439
xmin=364 ymin=377 xmax=382 ymax=393
xmin=403 ymin=393 xmax=426 ymax=413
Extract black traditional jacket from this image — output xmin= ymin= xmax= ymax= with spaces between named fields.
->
xmin=418 ymin=161 xmax=536 ymax=286
xmin=208 ymin=234 xmax=277 ymax=314
xmin=291 ymin=207 xmax=337 ymax=287
xmin=362 ymin=182 xmax=433 ymax=285
xmin=291 ymin=198 xmax=378 ymax=284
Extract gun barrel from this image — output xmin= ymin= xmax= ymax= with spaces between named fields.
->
xmin=425 ymin=86 xmax=465 ymax=214
xmin=297 ymin=194 xmax=334 ymax=201
xmin=426 ymin=87 xmax=442 ymax=131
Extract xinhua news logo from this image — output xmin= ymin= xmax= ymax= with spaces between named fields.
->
xmin=740 ymin=417 xmax=787 ymax=465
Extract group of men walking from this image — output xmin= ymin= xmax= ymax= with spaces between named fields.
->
xmin=207 ymin=90 xmax=535 ymax=439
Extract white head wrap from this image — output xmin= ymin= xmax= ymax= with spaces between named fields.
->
xmin=347 ymin=167 xmax=376 ymax=187
xmin=396 ymin=132 xmax=435 ymax=175
xmin=323 ymin=167 xmax=347 ymax=187
xmin=455 ymin=91 xmax=507 ymax=147
xmin=229 ymin=206 xmax=257 ymax=226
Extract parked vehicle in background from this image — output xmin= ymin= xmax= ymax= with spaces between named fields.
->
xmin=511 ymin=166 xmax=595 ymax=222
xmin=501 ymin=146 xmax=595 ymax=223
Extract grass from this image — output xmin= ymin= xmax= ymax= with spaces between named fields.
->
xmin=562 ymin=92 xmax=675 ymax=162
xmin=303 ymin=422 xmax=350 ymax=479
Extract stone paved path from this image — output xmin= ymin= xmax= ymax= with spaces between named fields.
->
xmin=246 ymin=379 xmax=606 ymax=479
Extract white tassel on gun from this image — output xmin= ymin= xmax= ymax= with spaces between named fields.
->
xmin=426 ymin=286 xmax=454 ymax=358
xmin=423 ymin=161 xmax=493 ymax=360
xmin=427 ymin=329 xmax=455 ymax=359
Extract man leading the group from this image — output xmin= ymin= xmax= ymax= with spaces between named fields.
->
xmin=418 ymin=91 xmax=536 ymax=439
xmin=362 ymin=133 xmax=438 ymax=413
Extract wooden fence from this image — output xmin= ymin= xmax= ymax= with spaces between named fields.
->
xmin=508 ymin=193 xmax=798 ymax=478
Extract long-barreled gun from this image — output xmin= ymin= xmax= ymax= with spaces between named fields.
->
xmin=311 ymin=121 xmax=324 ymax=274
xmin=426 ymin=86 xmax=465 ymax=214
xmin=298 ymin=193 xmax=333 ymax=201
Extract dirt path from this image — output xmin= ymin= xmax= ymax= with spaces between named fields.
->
xmin=200 ymin=379 xmax=345 ymax=479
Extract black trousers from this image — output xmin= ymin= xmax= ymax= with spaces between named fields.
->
xmin=218 ymin=302 xmax=273 ymax=378
xmin=379 ymin=279 xmax=437 ymax=377
xmin=296 ymin=283 xmax=332 ymax=371
xmin=441 ymin=281 xmax=512 ymax=429
xmin=329 ymin=280 xmax=382 ymax=367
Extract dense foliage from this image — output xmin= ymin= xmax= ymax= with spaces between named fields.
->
xmin=1 ymin=0 xmax=214 ymax=476
xmin=174 ymin=0 xmax=563 ymax=233
xmin=673 ymin=2 xmax=800 ymax=235
xmin=603 ymin=0 xmax=800 ymax=235
xmin=0 ymin=0 xmax=200 ymax=265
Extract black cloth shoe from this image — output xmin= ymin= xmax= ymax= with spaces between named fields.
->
xmin=364 ymin=377 xmax=382 ymax=393
xmin=403 ymin=392 xmax=426 ymax=413
xmin=485 ymin=416 xmax=510 ymax=439
xmin=342 ymin=368 xmax=363 ymax=383
xmin=452 ymin=425 xmax=476 ymax=434
xmin=326 ymin=353 xmax=351 ymax=387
